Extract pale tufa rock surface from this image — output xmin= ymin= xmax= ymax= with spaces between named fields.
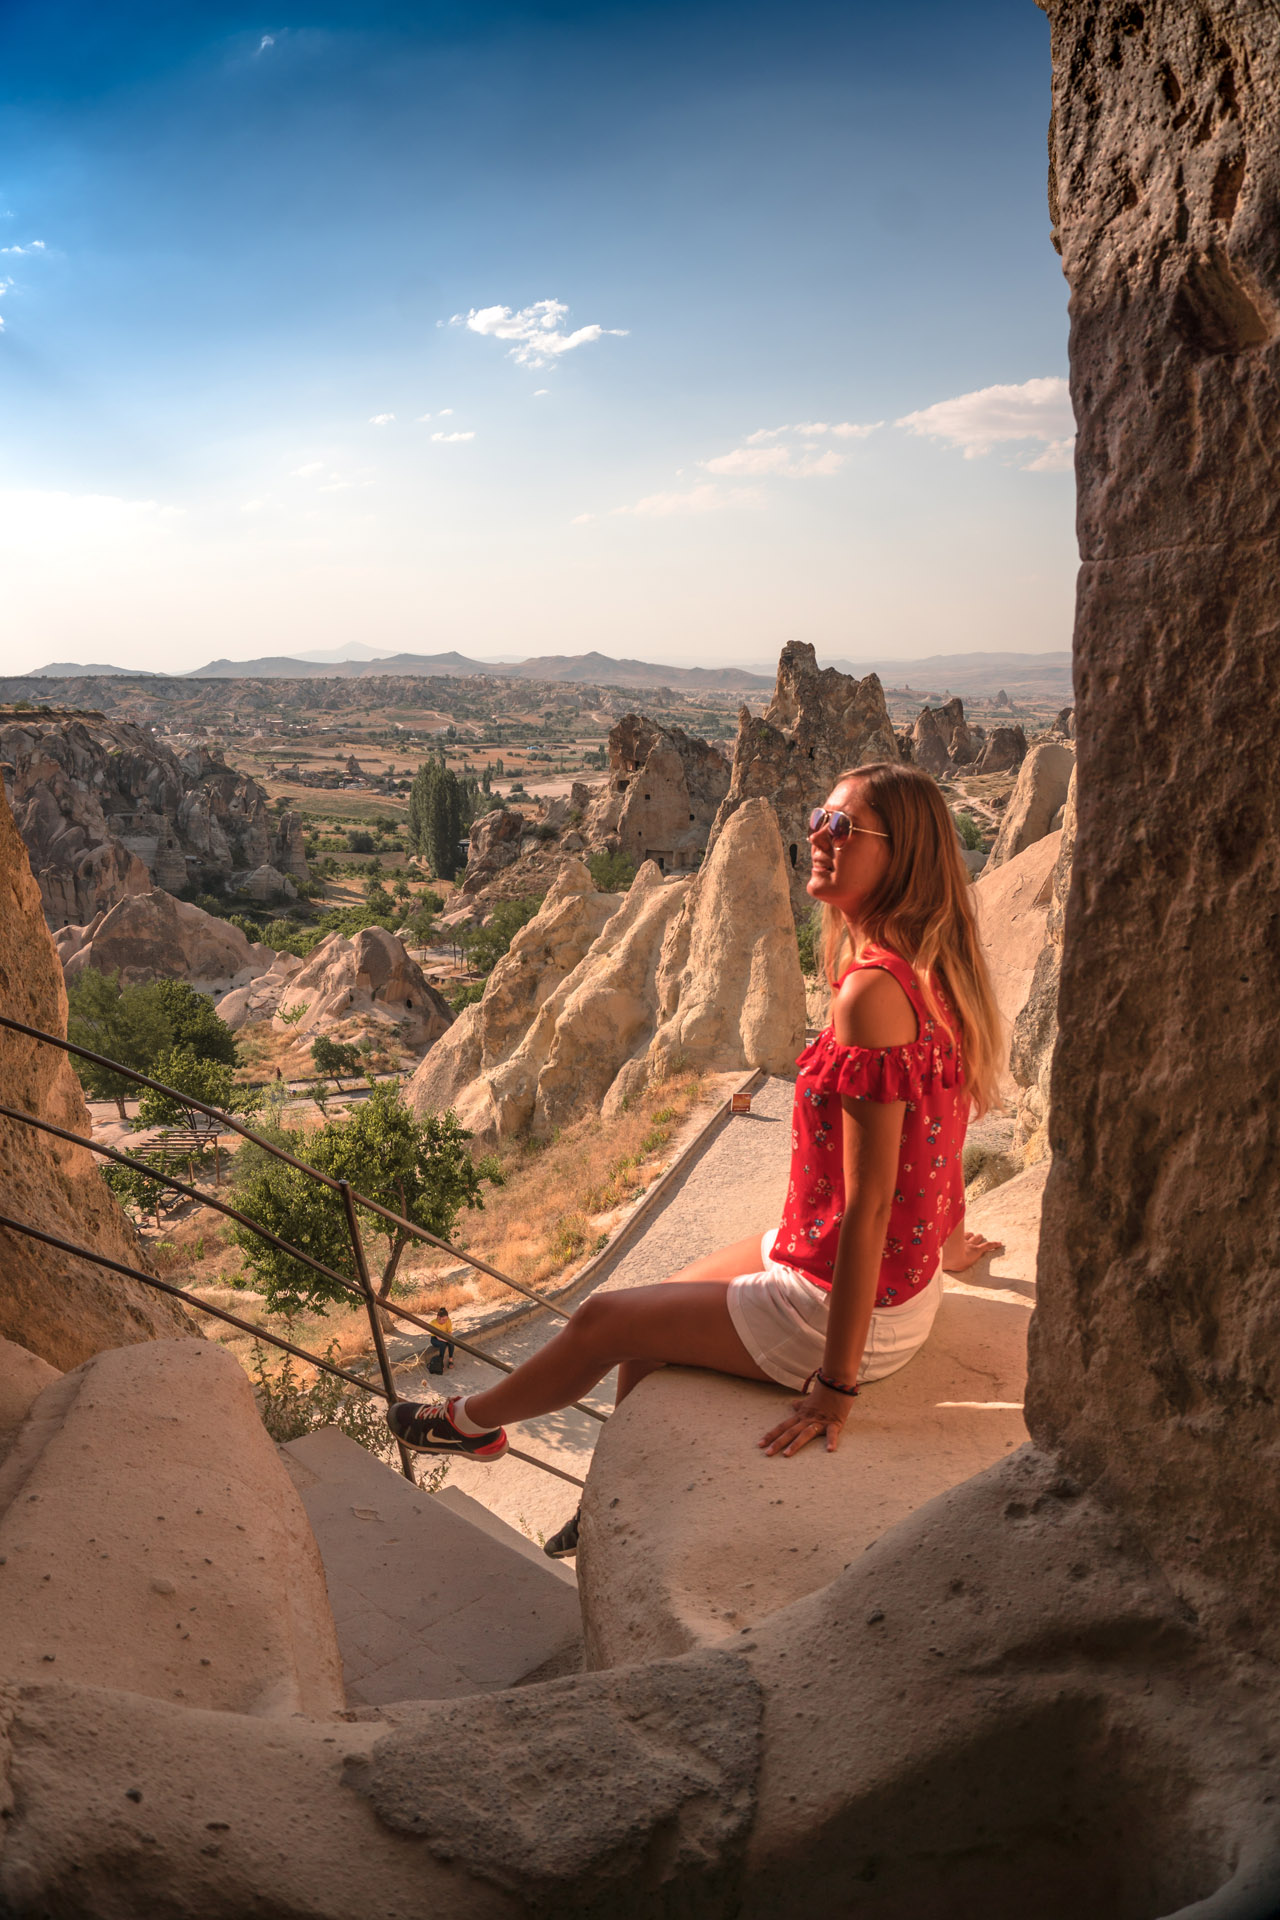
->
xmin=909 ymin=696 xmax=980 ymax=776
xmin=61 ymin=887 xmax=275 ymax=994
xmin=986 ymin=740 xmax=1075 ymax=869
xmin=1009 ymin=769 xmax=1076 ymax=1163
xmin=0 ymin=1338 xmax=344 ymax=1717
xmin=274 ymin=925 xmax=453 ymax=1050
xmin=971 ymin=828 xmax=1062 ymax=1099
xmin=0 ymin=787 xmax=195 ymax=1369
xmin=471 ymin=859 xmax=622 ymax=1074
xmin=709 ymin=641 xmax=902 ymax=918
xmin=645 ymin=797 xmax=806 ymax=1085
xmin=213 ymin=947 xmax=305 ymax=1031
xmin=972 ymin=722 xmax=1027 ymax=774
xmin=0 ymin=1334 xmax=60 ymax=1467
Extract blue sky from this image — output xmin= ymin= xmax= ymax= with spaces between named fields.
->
xmin=0 ymin=0 xmax=1075 ymax=674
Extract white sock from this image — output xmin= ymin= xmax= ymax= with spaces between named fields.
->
xmin=450 ymin=1395 xmax=494 ymax=1436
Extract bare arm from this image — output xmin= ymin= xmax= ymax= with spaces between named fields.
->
xmin=761 ymin=966 xmax=915 ymax=1458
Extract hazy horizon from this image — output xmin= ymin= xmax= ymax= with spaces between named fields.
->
xmin=0 ymin=0 xmax=1074 ymax=678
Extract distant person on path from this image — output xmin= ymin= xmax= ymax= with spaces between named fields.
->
xmin=428 ymin=1305 xmax=455 ymax=1372
xmin=387 ymin=762 xmax=1005 ymax=1559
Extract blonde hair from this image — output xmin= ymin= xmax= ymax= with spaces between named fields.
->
xmin=821 ymin=761 xmax=1003 ymax=1115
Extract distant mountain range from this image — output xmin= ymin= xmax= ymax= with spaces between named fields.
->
xmin=22 ymin=647 xmax=1073 ymax=699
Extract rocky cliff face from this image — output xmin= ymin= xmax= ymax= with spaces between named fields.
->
xmin=0 ymin=716 xmax=309 ymax=928
xmin=582 ymin=714 xmax=730 ymax=875
xmin=1031 ymin=0 xmax=1280 ymax=1651
xmin=709 ymin=642 xmax=901 ymax=918
xmin=275 ymin=926 xmax=453 ymax=1051
xmin=909 ymin=697 xmax=980 ymax=776
xmin=0 ymin=786 xmax=195 ymax=1368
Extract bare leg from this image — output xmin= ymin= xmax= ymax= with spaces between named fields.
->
xmin=615 ymin=1232 xmax=765 ymax=1405
xmin=466 ymin=1233 xmax=771 ymax=1429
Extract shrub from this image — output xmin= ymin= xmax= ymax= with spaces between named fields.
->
xmin=954 ymin=810 xmax=985 ymax=851
xmin=459 ymin=896 xmax=544 ymax=977
xmin=795 ymin=903 xmax=823 ymax=978
xmin=250 ymin=1343 xmax=402 ymax=1463
xmin=449 ymin=981 xmax=486 ymax=1012
xmin=587 ymin=849 xmax=637 ymax=892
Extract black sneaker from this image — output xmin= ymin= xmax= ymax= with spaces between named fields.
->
xmin=544 ymin=1507 xmax=581 ymax=1558
xmin=387 ymin=1396 xmax=508 ymax=1460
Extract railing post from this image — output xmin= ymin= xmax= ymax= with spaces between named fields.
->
xmin=338 ymin=1180 xmax=416 ymax=1483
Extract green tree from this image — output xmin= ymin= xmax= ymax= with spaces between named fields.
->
xmin=393 ymin=876 xmax=411 ymax=903
xmin=312 ymin=1035 xmax=363 ymax=1091
xmin=459 ymin=895 xmax=544 ymax=977
xmin=230 ymin=1083 xmax=490 ymax=1314
xmin=133 ymin=1047 xmax=243 ymax=1131
xmin=407 ymin=755 xmax=466 ymax=879
xmin=587 ymin=848 xmax=637 ymax=892
xmin=365 ymin=879 xmax=396 ymax=917
xmin=954 ymin=810 xmax=985 ymax=852
xmin=150 ymin=979 xmax=238 ymax=1066
xmin=66 ymin=969 xmax=173 ymax=1120
xmin=101 ymin=1151 xmax=171 ymax=1231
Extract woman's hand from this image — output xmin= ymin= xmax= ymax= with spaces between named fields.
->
xmin=759 ymin=1380 xmax=854 ymax=1457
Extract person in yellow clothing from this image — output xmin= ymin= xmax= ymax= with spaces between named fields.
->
xmin=428 ymin=1306 xmax=455 ymax=1372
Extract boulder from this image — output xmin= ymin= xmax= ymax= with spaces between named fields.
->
xmin=0 ymin=788 xmax=195 ymax=1369
xmin=61 ymin=889 xmax=274 ymax=995
xmin=972 ymin=829 xmax=1062 ymax=1099
xmin=986 ymin=741 xmax=1075 ymax=868
xmin=0 ymin=1336 xmax=60 ymax=1467
xmin=972 ymin=723 xmax=1027 ymax=774
xmin=709 ymin=641 xmax=902 ymax=916
xmin=274 ymin=926 xmax=453 ymax=1050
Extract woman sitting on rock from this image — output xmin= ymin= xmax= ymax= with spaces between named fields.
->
xmin=387 ymin=761 xmax=1004 ymax=1558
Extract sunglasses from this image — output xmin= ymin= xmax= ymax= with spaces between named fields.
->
xmin=809 ymin=806 xmax=890 ymax=842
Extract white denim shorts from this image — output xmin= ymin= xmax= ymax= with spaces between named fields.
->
xmin=726 ymin=1230 xmax=944 ymax=1392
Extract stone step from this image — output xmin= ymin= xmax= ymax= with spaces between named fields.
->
xmin=433 ymin=1484 xmax=577 ymax=1585
xmin=280 ymin=1426 xmax=583 ymax=1705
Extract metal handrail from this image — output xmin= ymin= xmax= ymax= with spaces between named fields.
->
xmin=0 ymin=1103 xmax=606 ymax=1427
xmin=0 ymin=1016 xmax=602 ymax=1488
xmin=0 ymin=1013 xmax=572 ymax=1322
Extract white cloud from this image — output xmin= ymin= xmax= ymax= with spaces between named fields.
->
xmin=0 ymin=240 xmax=45 ymax=256
xmin=290 ymin=461 xmax=325 ymax=478
xmin=369 ymin=412 xmax=395 ymax=426
xmin=1023 ymin=438 xmax=1076 ymax=473
xmin=450 ymin=298 xmax=627 ymax=370
xmin=703 ymin=444 xmax=845 ymax=479
xmin=439 ymin=408 xmax=453 ymax=415
xmin=291 ymin=461 xmax=373 ymax=491
xmin=533 ymin=388 xmax=549 ymax=397
xmin=613 ymin=484 xmax=762 ymax=518
xmin=257 ymin=34 xmax=275 ymax=52
xmin=745 ymin=419 xmax=881 ymax=445
xmin=896 ymin=376 xmax=1074 ymax=467
xmin=431 ymin=430 xmax=475 ymax=443
xmin=241 ymin=498 xmax=266 ymax=513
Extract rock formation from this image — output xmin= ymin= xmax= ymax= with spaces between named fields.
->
xmin=909 ymin=696 xmax=979 ymax=776
xmin=971 ymin=722 xmax=1027 ymax=774
xmin=0 ymin=714 xmax=309 ymax=928
xmin=61 ymin=890 xmax=275 ymax=995
xmin=412 ymin=802 xmax=804 ymax=1144
xmin=213 ymin=949 xmax=306 ymax=1031
xmin=234 ymin=862 xmax=297 ymax=905
xmin=709 ymin=642 xmax=901 ymax=917
xmin=971 ymin=829 xmax=1062 ymax=1099
xmin=458 ymin=805 xmax=525 ymax=894
xmin=985 ymin=739 xmax=1075 ymax=868
xmin=275 ymin=926 xmax=453 ymax=1051
xmin=581 ymin=714 xmax=730 ymax=874
xmin=0 ymin=789 xmax=194 ymax=1369
xmin=1010 ymin=768 xmax=1076 ymax=1162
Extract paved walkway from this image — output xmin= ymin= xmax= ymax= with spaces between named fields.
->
xmin=407 ymin=1077 xmax=795 ymax=1547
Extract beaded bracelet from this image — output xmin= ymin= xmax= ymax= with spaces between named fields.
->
xmin=815 ymin=1369 xmax=860 ymax=1398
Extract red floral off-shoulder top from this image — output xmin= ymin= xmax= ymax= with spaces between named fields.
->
xmin=772 ymin=947 xmax=967 ymax=1305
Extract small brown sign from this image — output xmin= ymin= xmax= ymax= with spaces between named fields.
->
xmin=730 ymin=1091 xmax=753 ymax=1115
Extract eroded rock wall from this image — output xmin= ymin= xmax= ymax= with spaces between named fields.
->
xmin=709 ymin=642 xmax=901 ymax=918
xmin=1030 ymin=0 xmax=1280 ymax=1648
xmin=582 ymin=714 xmax=730 ymax=874
xmin=0 ymin=786 xmax=195 ymax=1368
